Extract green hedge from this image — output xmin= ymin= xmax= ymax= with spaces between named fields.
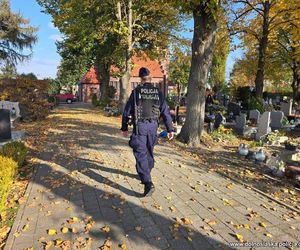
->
xmin=0 ymin=156 xmax=17 ymax=212
xmin=0 ymin=141 xmax=27 ymax=167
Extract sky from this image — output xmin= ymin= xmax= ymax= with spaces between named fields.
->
xmin=11 ymin=0 xmax=62 ymax=79
xmin=11 ymin=0 xmax=243 ymax=80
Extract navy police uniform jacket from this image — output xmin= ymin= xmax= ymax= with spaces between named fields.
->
xmin=121 ymin=83 xmax=173 ymax=184
xmin=121 ymin=83 xmax=173 ymax=133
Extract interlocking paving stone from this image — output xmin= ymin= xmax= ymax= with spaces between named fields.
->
xmin=4 ymin=105 xmax=300 ymax=250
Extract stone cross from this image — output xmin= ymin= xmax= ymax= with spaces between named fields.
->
xmin=255 ymin=111 xmax=271 ymax=140
xmin=270 ymin=111 xmax=284 ymax=130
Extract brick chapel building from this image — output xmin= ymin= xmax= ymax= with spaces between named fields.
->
xmin=78 ymin=55 xmax=169 ymax=103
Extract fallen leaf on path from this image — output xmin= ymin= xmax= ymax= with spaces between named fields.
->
xmin=100 ymin=238 xmax=112 ymax=250
xmin=234 ymin=233 xmax=244 ymax=242
xmin=22 ymin=224 xmax=29 ymax=232
xmin=222 ymin=198 xmax=232 ymax=206
xmin=55 ymin=239 xmax=63 ymax=246
xmin=61 ymin=227 xmax=69 ymax=234
xmin=259 ymin=222 xmax=267 ymax=228
xmin=208 ymin=207 xmax=219 ymax=212
xmin=182 ymin=217 xmax=192 ymax=225
xmin=47 ymin=229 xmax=57 ymax=235
xmin=101 ymin=225 xmax=111 ymax=233
xmin=135 ymin=226 xmax=142 ymax=231
xmin=265 ymin=233 xmax=272 ymax=238
xmin=119 ymin=243 xmax=127 ymax=249
xmin=169 ymin=206 xmax=176 ymax=212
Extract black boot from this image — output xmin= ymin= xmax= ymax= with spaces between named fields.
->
xmin=144 ymin=182 xmax=155 ymax=197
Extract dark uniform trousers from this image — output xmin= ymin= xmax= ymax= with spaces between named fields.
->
xmin=129 ymin=121 xmax=158 ymax=184
xmin=121 ymin=83 xmax=173 ymax=185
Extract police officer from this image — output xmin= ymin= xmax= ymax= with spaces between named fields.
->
xmin=121 ymin=67 xmax=174 ymax=197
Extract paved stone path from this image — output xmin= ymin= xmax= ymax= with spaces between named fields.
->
xmin=5 ymin=105 xmax=300 ymax=250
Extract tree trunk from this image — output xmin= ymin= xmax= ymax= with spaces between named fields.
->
xmin=254 ymin=2 xmax=270 ymax=99
xmin=118 ymin=0 xmax=133 ymax=112
xmin=99 ymin=63 xmax=110 ymax=102
xmin=95 ymin=59 xmax=110 ymax=102
xmin=292 ymin=67 xmax=300 ymax=102
xmin=177 ymin=5 xmax=217 ymax=146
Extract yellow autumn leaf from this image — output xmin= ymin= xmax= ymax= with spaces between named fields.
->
xmin=13 ymin=232 xmax=20 ymax=237
xmin=187 ymin=236 xmax=192 ymax=241
xmin=85 ymin=223 xmax=92 ymax=233
xmin=71 ymin=217 xmax=78 ymax=222
xmin=259 ymin=222 xmax=267 ymax=228
xmin=119 ymin=243 xmax=127 ymax=249
xmin=55 ymin=239 xmax=63 ymax=246
xmin=222 ymin=198 xmax=232 ymax=206
xmin=182 ymin=217 xmax=191 ymax=225
xmin=243 ymin=224 xmax=251 ymax=229
xmin=61 ymin=227 xmax=69 ymax=234
xmin=169 ymin=206 xmax=176 ymax=212
xmin=265 ymin=233 xmax=272 ymax=238
xmin=22 ymin=224 xmax=29 ymax=232
xmin=47 ymin=229 xmax=57 ymax=235
xmin=235 ymin=233 xmax=244 ymax=242
xmin=101 ymin=225 xmax=110 ymax=233
xmin=71 ymin=227 xmax=78 ymax=234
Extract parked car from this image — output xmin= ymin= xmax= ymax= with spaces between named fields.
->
xmin=55 ymin=93 xmax=77 ymax=104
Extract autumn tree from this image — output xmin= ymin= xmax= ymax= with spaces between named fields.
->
xmin=0 ymin=0 xmax=37 ymax=65
xmin=0 ymin=62 xmax=17 ymax=79
xmin=270 ymin=25 xmax=300 ymax=101
xmin=37 ymin=0 xmax=182 ymax=109
xmin=172 ymin=0 xmax=222 ymax=146
xmin=229 ymin=0 xmax=300 ymax=99
xmin=208 ymin=12 xmax=230 ymax=92
xmin=169 ymin=43 xmax=191 ymax=97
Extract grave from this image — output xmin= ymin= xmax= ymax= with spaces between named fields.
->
xmin=255 ymin=111 xmax=271 ymax=140
xmin=0 ymin=109 xmax=12 ymax=141
xmin=280 ymin=100 xmax=293 ymax=116
xmin=234 ymin=114 xmax=247 ymax=135
xmin=270 ymin=111 xmax=284 ymax=130
xmin=249 ymin=109 xmax=260 ymax=125
xmin=0 ymin=101 xmax=21 ymax=118
xmin=227 ymin=102 xmax=241 ymax=117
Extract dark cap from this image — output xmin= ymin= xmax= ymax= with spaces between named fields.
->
xmin=138 ymin=67 xmax=150 ymax=78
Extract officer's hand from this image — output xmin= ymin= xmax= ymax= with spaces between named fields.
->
xmin=167 ymin=132 xmax=174 ymax=140
xmin=122 ymin=131 xmax=128 ymax=137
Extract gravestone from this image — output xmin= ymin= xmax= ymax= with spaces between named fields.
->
xmin=280 ymin=100 xmax=293 ymax=116
xmin=275 ymin=96 xmax=281 ymax=105
xmin=234 ymin=114 xmax=247 ymax=135
xmin=270 ymin=111 xmax=284 ymax=130
xmin=0 ymin=101 xmax=21 ymax=118
xmin=249 ymin=109 xmax=260 ymax=125
xmin=227 ymin=102 xmax=241 ymax=116
xmin=255 ymin=111 xmax=271 ymax=140
xmin=0 ymin=109 xmax=12 ymax=141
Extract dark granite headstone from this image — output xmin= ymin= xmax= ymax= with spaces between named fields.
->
xmin=0 ymin=109 xmax=12 ymax=141
xmin=227 ymin=102 xmax=241 ymax=117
